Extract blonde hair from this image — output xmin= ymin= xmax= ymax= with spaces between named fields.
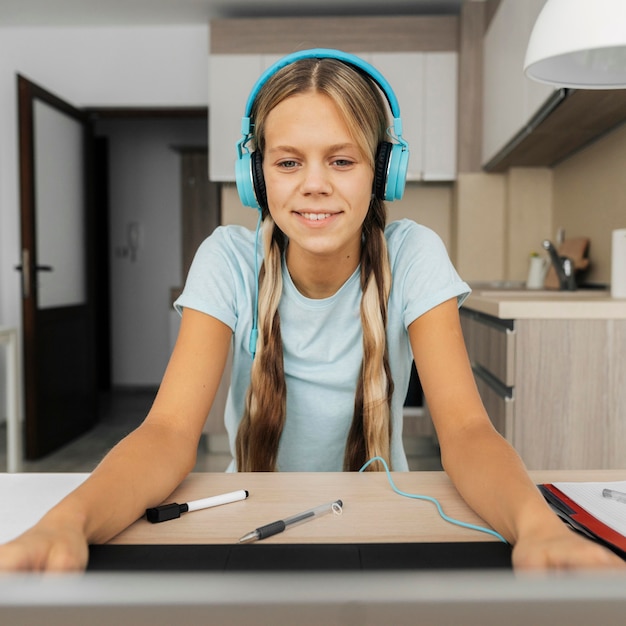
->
xmin=236 ymin=58 xmax=394 ymax=472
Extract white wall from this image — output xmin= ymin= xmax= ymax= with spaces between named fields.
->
xmin=0 ymin=24 xmax=209 ymax=405
xmin=97 ymin=117 xmax=207 ymax=386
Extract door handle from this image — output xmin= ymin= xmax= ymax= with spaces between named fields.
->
xmin=14 ymin=250 xmax=54 ymax=298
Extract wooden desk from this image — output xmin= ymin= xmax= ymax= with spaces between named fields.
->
xmin=111 ymin=469 xmax=625 ymax=545
xmin=112 ymin=470 xmax=500 ymax=545
xmin=3 ymin=469 xmax=624 ymax=548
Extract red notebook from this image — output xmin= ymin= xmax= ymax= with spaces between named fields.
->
xmin=539 ymin=483 xmax=626 ymax=557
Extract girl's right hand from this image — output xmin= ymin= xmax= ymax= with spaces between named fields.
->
xmin=0 ymin=522 xmax=89 ymax=572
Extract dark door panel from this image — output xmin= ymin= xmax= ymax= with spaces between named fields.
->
xmin=17 ymin=75 xmax=98 ymax=459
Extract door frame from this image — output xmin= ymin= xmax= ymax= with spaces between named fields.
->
xmin=17 ymin=92 xmax=209 ymax=458
xmin=17 ymin=74 xmax=98 ymax=458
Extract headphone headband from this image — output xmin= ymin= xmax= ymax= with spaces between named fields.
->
xmin=243 ymin=48 xmax=402 ymax=125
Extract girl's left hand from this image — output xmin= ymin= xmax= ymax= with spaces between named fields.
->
xmin=512 ymin=526 xmax=626 ymax=570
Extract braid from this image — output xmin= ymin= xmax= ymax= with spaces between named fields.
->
xmin=236 ymin=217 xmax=286 ymax=471
xmin=344 ymin=198 xmax=394 ymax=471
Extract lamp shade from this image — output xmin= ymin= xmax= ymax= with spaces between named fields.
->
xmin=524 ymin=0 xmax=626 ymax=88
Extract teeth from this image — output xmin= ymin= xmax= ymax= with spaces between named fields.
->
xmin=301 ymin=212 xmax=332 ymax=221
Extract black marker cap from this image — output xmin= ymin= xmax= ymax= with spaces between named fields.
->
xmin=146 ymin=502 xmax=190 ymax=523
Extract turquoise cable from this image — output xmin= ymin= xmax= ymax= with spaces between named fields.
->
xmin=359 ymin=456 xmax=508 ymax=544
xmin=248 ymin=211 xmax=262 ymax=357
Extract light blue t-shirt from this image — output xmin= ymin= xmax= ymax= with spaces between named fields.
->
xmin=174 ymin=219 xmax=470 ymax=472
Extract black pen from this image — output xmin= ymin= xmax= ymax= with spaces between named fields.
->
xmin=238 ymin=499 xmax=343 ymax=543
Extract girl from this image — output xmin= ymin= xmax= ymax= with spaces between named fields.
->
xmin=0 ymin=50 xmax=621 ymax=571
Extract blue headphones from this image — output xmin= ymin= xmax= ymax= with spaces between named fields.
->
xmin=235 ymin=48 xmax=410 ymax=211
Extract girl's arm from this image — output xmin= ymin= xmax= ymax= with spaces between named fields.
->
xmin=409 ymin=298 xmax=624 ymax=569
xmin=0 ymin=308 xmax=232 ymax=571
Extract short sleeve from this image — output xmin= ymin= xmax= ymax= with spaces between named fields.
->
xmin=174 ymin=226 xmax=257 ymax=333
xmin=386 ymin=220 xmax=471 ymax=328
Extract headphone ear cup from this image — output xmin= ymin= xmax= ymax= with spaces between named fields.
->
xmin=373 ymin=142 xmax=392 ymax=200
xmin=251 ymin=150 xmax=268 ymax=211
xmin=235 ymin=149 xmax=260 ymax=210
xmin=385 ymin=142 xmax=409 ymax=201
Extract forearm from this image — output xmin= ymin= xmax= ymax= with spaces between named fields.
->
xmin=40 ymin=418 xmax=198 ymax=545
xmin=440 ymin=423 xmax=562 ymax=545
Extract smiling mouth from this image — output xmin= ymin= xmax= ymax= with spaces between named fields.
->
xmin=298 ymin=212 xmax=333 ymax=221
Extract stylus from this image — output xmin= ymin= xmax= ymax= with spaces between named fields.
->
xmin=146 ymin=489 xmax=249 ymax=523
xmin=238 ymin=499 xmax=343 ymax=543
xmin=602 ymin=488 xmax=626 ymax=504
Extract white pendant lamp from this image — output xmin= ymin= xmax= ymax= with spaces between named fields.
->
xmin=524 ymin=0 xmax=626 ymax=88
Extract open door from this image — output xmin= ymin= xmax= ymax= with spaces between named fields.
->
xmin=17 ymin=75 xmax=98 ymax=459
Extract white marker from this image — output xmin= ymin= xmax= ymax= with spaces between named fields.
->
xmin=146 ymin=489 xmax=249 ymax=523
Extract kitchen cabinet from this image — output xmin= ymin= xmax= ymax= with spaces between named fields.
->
xmin=460 ymin=309 xmax=514 ymax=440
xmin=369 ymin=52 xmax=457 ymax=182
xmin=208 ymin=54 xmax=280 ymax=182
xmin=482 ymin=0 xmax=554 ymax=168
xmin=208 ymin=51 xmax=457 ymax=182
xmin=482 ymin=0 xmax=626 ymax=172
xmin=461 ymin=295 xmax=626 ymax=470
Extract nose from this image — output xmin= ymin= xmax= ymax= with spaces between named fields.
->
xmin=300 ymin=163 xmax=332 ymax=195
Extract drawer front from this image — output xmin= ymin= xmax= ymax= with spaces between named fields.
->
xmin=474 ymin=372 xmax=514 ymax=440
xmin=460 ymin=309 xmax=515 ymax=386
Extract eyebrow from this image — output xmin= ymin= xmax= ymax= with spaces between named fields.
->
xmin=266 ymin=143 xmax=360 ymax=155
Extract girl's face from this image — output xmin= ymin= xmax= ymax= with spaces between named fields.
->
xmin=262 ymin=91 xmax=374 ymax=265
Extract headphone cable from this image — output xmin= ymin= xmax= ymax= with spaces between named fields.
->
xmin=249 ymin=211 xmax=262 ymax=357
xmin=359 ymin=456 xmax=508 ymax=543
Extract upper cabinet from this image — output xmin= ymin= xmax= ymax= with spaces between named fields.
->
xmin=208 ymin=54 xmax=279 ymax=183
xmin=482 ymin=0 xmax=554 ymax=168
xmin=482 ymin=0 xmax=626 ymax=172
xmin=208 ymin=17 xmax=459 ymax=183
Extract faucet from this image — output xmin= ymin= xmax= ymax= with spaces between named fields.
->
xmin=542 ymin=240 xmax=577 ymax=291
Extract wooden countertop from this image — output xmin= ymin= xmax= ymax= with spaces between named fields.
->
xmin=464 ymin=289 xmax=626 ymax=319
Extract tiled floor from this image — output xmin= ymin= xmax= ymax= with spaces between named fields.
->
xmin=0 ymin=389 xmax=442 ymax=473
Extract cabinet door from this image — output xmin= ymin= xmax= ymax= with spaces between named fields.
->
xmin=209 ymin=55 xmax=264 ymax=181
xmin=423 ymin=52 xmax=457 ymax=181
xmin=482 ymin=0 xmax=555 ymax=165
xmin=370 ymin=52 xmax=425 ymax=181
xmin=460 ymin=309 xmax=515 ymax=440
xmin=371 ymin=52 xmax=457 ymax=181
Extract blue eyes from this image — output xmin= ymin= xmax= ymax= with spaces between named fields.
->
xmin=277 ymin=159 xmax=354 ymax=169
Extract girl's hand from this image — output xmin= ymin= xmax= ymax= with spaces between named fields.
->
xmin=512 ymin=525 xmax=625 ymax=570
xmin=0 ymin=523 xmax=89 ymax=572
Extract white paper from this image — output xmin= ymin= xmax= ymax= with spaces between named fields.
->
xmin=552 ymin=481 xmax=626 ymax=536
xmin=0 ymin=473 xmax=88 ymax=544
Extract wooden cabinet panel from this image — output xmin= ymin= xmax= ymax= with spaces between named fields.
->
xmin=460 ymin=308 xmax=515 ymax=438
xmin=514 ymin=319 xmax=626 ymax=469
xmin=460 ymin=309 xmax=515 ymax=386
xmin=474 ymin=372 xmax=513 ymax=438
xmin=463 ymin=305 xmax=626 ymax=470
